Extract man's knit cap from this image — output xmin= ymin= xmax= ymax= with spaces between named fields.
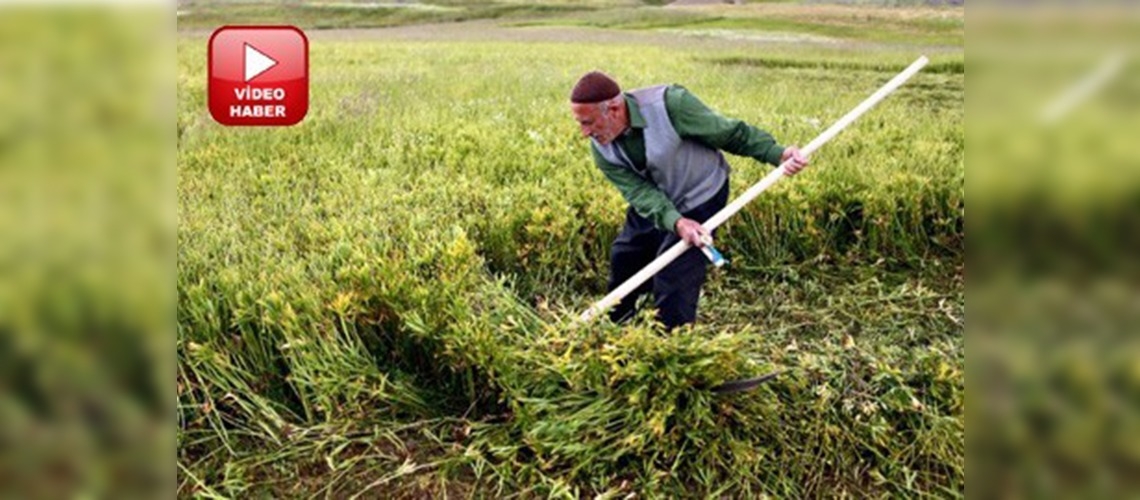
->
xmin=571 ymin=71 xmax=621 ymax=104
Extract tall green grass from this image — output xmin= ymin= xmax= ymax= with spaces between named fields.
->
xmin=178 ymin=39 xmax=962 ymax=496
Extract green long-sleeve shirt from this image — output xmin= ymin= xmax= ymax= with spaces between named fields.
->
xmin=591 ymin=85 xmax=786 ymax=233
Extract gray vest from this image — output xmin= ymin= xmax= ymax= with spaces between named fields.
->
xmin=593 ymin=85 xmax=729 ymax=214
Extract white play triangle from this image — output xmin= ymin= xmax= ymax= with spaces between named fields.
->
xmin=244 ymin=43 xmax=278 ymax=82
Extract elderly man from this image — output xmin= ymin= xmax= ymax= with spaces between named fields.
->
xmin=570 ymin=70 xmax=808 ymax=330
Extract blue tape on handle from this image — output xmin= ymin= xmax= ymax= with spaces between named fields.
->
xmin=701 ymin=244 xmax=728 ymax=267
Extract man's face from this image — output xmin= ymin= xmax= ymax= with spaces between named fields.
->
xmin=571 ymin=99 xmax=624 ymax=145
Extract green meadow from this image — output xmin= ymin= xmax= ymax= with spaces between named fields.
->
xmin=178 ymin=2 xmax=963 ymax=496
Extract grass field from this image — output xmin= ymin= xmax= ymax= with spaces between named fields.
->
xmin=177 ymin=2 xmax=963 ymax=497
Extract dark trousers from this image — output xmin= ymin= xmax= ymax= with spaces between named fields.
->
xmin=607 ymin=180 xmax=730 ymax=331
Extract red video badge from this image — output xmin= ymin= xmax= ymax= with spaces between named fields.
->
xmin=209 ymin=26 xmax=308 ymax=126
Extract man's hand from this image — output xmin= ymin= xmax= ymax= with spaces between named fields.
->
xmin=674 ymin=218 xmax=711 ymax=247
xmin=780 ymin=146 xmax=810 ymax=175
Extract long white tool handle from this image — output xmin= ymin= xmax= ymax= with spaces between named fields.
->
xmin=578 ymin=55 xmax=929 ymax=324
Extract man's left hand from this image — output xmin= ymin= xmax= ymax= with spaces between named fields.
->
xmin=781 ymin=146 xmax=809 ymax=175
xmin=675 ymin=218 xmax=710 ymax=248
